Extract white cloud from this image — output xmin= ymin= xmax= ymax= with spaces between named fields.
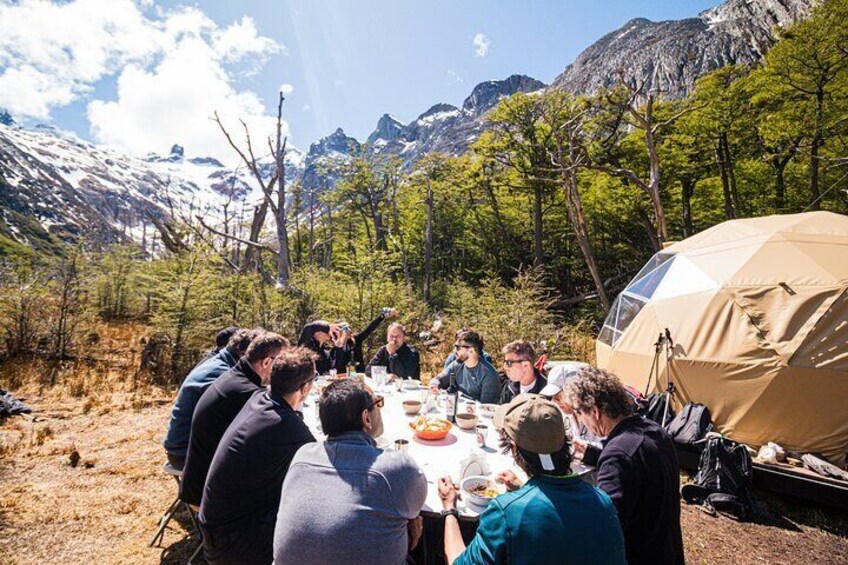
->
xmin=473 ymin=33 xmax=491 ymax=58
xmin=280 ymin=83 xmax=294 ymax=95
xmin=0 ymin=0 xmax=289 ymax=165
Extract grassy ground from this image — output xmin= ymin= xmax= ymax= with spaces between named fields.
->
xmin=1 ymin=325 xmax=846 ymax=564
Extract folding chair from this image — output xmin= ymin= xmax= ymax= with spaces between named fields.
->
xmin=149 ymin=462 xmax=203 ymax=560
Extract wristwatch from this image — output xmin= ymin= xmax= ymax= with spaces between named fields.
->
xmin=440 ymin=508 xmax=459 ymax=521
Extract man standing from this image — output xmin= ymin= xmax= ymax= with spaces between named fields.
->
xmin=438 ymin=394 xmax=626 ymax=564
xmin=562 ymin=367 xmax=684 ymax=565
xmin=499 ymin=340 xmax=547 ymax=405
xmin=199 ymin=348 xmax=318 ymax=565
xmin=429 ymin=330 xmax=499 ymax=404
xmin=180 ymin=332 xmax=289 ymax=507
xmin=162 ymin=328 xmax=257 ymax=470
xmin=366 ymin=322 xmax=420 ymax=381
xmin=274 ymin=378 xmax=427 ymax=564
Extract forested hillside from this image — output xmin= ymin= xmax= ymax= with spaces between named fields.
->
xmin=0 ymin=0 xmax=846 ymax=381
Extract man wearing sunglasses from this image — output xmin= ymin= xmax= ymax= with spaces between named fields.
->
xmin=499 ymin=340 xmax=548 ymax=405
xmin=430 ymin=330 xmax=500 ymax=404
xmin=275 ymin=378 xmax=427 ymax=565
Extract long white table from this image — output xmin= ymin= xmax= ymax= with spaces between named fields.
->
xmin=301 ymin=376 xmax=592 ymax=519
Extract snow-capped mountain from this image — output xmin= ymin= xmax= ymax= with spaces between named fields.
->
xmin=0 ymin=122 xmax=304 ymax=251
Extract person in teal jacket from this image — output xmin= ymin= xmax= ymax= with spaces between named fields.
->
xmin=438 ymin=394 xmax=626 ymax=565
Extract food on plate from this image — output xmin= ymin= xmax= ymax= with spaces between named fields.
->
xmin=469 ymin=483 xmax=499 ymax=499
xmin=409 ymin=416 xmax=452 ymax=440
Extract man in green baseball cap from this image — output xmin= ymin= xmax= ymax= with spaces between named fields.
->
xmin=438 ymin=394 xmax=626 ymax=565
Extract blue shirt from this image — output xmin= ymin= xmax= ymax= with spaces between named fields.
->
xmin=455 ymin=475 xmax=626 ymax=565
xmin=162 ymin=348 xmax=237 ymax=456
xmin=433 ymin=359 xmax=500 ymax=404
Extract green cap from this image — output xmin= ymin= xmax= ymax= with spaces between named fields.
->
xmin=494 ymin=393 xmax=565 ymax=455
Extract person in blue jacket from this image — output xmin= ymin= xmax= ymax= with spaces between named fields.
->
xmin=438 ymin=394 xmax=626 ymax=565
xmin=162 ymin=328 xmax=257 ymax=469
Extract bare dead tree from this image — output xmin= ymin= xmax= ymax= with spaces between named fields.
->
xmin=540 ymin=91 xmax=612 ymax=313
xmin=212 ymin=90 xmax=290 ymax=287
xmin=593 ymin=76 xmax=701 ymax=250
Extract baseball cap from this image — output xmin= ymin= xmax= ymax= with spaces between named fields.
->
xmin=539 ymin=362 xmax=590 ymax=398
xmin=494 ymin=394 xmax=565 ymax=455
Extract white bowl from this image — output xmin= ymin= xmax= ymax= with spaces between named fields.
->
xmin=455 ymin=412 xmax=478 ymax=430
xmin=460 ymin=475 xmax=503 ymax=507
xmin=402 ymin=379 xmax=422 ymax=390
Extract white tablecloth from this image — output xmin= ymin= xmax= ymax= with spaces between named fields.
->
xmin=301 ymin=377 xmax=592 ymax=519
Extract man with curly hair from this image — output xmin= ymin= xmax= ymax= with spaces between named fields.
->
xmin=563 ymin=367 xmax=684 ymax=565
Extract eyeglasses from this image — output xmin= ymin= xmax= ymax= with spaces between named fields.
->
xmin=367 ymin=395 xmax=385 ymax=411
xmin=454 ymin=344 xmax=472 ymax=351
xmin=504 ymin=359 xmax=530 ymax=368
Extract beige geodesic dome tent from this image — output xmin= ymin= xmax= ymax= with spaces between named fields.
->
xmin=596 ymin=211 xmax=848 ymax=464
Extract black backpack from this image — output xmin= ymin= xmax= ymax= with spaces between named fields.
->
xmin=638 ymin=392 xmax=675 ymax=426
xmin=666 ymin=402 xmax=713 ymax=446
xmin=681 ymin=436 xmax=754 ymax=520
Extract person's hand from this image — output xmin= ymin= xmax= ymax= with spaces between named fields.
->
xmin=328 ymin=324 xmax=343 ymax=341
xmin=383 ymin=307 xmax=399 ymax=318
xmin=386 ymin=341 xmax=399 ymax=355
xmin=571 ymin=438 xmax=587 ymax=461
xmin=429 ymin=380 xmax=440 ymax=393
xmin=495 ymin=470 xmax=523 ymax=492
xmin=438 ymin=476 xmax=459 ymax=510
xmin=407 ymin=516 xmax=423 ymax=550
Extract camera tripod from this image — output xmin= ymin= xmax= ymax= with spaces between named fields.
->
xmin=644 ymin=328 xmax=676 ymax=427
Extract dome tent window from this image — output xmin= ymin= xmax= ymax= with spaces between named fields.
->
xmin=599 ymin=252 xmax=676 ymax=346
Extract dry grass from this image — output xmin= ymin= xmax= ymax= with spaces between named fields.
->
xmin=0 ymin=322 xmax=846 ymax=564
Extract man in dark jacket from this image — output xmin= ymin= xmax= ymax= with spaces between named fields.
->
xmin=199 ymin=347 xmax=318 ymax=565
xmin=180 ymin=332 xmax=288 ymax=507
xmin=366 ymin=322 xmax=420 ymax=380
xmin=563 ymin=367 xmax=684 ymax=565
xmin=498 ymin=340 xmax=547 ymax=405
xmin=297 ymin=307 xmax=398 ymax=374
xmin=162 ymin=328 xmax=257 ymax=470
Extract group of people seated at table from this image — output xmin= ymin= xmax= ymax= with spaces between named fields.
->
xmin=161 ymin=314 xmax=684 ymax=564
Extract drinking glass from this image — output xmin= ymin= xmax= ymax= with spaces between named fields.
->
xmin=372 ymin=366 xmax=388 ymax=392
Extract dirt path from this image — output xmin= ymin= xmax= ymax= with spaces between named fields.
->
xmin=1 ymin=388 xmax=846 ymax=565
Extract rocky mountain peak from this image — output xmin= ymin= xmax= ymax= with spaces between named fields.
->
xmin=461 ymin=74 xmax=547 ymax=116
xmin=170 ymin=144 xmax=184 ymax=158
xmin=551 ymin=0 xmax=815 ymax=99
xmin=367 ymin=114 xmax=405 ymax=145
xmin=0 ymin=109 xmax=14 ymax=126
xmin=309 ymin=127 xmax=360 ymax=157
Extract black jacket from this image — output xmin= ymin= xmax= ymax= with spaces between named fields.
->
xmin=199 ymin=390 xmax=315 ymax=564
xmin=498 ymin=368 xmax=547 ymax=405
xmin=180 ymin=358 xmax=263 ymax=506
xmin=366 ymin=343 xmax=421 ymax=380
xmin=595 ymin=415 xmax=684 ymax=565
xmin=298 ymin=313 xmax=388 ymax=374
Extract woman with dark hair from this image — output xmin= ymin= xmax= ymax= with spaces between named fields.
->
xmin=438 ymin=394 xmax=625 ymax=565
xmin=297 ymin=308 xmax=399 ymax=375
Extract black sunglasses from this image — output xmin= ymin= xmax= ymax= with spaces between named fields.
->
xmin=454 ymin=344 xmax=472 ymax=351
xmin=504 ymin=359 xmax=530 ymax=368
xmin=367 ymin=395 xmax=385 ymax=411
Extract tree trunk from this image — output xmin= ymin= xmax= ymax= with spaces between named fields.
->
xmin=423 ymin=179 xmax=434 ymax=305
xmin=721 ymin=133 xmax=742 ymax=215
xmin=809 ymin=89 xmax=825 ymax=210
xmin=715 ymin=142 xmax=736 ymax=219
xmin=681 ymin=176 xmax=695 ymax=238
xmin=562 ymin=167 xmax=610 ymax=313
xmin=244 ymin=201 xmax=268 ymax=272
xmin=533 ymin=183 xmax=544 ymax=268
xmin=772 ymin=157 xmax=788 ymax=212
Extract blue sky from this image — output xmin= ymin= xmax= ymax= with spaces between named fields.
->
xmin=0 ymin=0 xmax=718 ymax=160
